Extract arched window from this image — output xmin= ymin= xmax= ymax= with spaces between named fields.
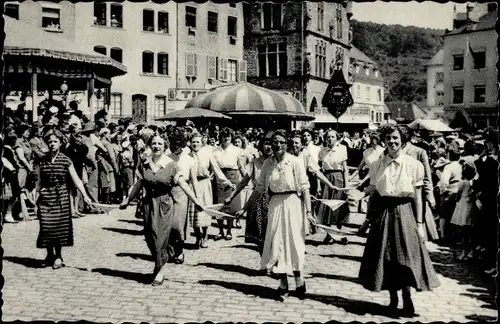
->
xmin=310 ymin=97 xmax=318 ymax=113
xmin=93 ymin=45 xmax=107 ymax=55
xmin=142 ymin=51 xmax=154 ymax=73
xmin=132 ymin=94 xmax=147 ymax=123
xmin=110 ymin=47 xmax=123 ymax=63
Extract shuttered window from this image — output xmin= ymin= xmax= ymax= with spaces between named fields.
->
xmin=186 ymin=52 xmax=198 ymax=77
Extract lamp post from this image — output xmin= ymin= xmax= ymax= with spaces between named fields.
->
xmin=321 ymin=69 xmax=354 ymax=131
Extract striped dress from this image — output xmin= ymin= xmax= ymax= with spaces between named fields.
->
xmin=36 ymin=153 xmax=74 ymax=248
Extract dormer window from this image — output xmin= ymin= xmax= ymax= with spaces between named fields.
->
xmin=365 ymin=67 xmax=370 ymax=76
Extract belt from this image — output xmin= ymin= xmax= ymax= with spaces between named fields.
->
xmin=380 ymin=196 xmax=413 ymax=207
xmin=220 ymin=168 xmax=238 ymax=172
xmin=269 ymin=190 xmax=297 ymax=197
xmin=323 ymin=169 xmax=343 ymax=174
xmin=197 ymin=176 xmax=209 ymax=181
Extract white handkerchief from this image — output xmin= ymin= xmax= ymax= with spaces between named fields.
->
xmin=90 ymin=203 xmax=121 ymax=214
xmin=316 ymin=199 xmax=346 ymax=212
xmin=315 ymin=224 xmax=356 ymax=236
xmin=346 ymin=189 xmax=365 ymax=202
xmin=205 ymin=208 xmax=235 ymax=220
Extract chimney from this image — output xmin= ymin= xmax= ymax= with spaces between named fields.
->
xmin=488 ymin=3 xmax=497 ymax=13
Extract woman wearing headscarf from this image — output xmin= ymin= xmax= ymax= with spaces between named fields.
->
xmin=226 ymin=133 xmax=274 ymax=254
xmin=212 ymin=127 xmax=244 ymax=240
xmin=356 ymin=125 xmax=439 ymax=316
xmin=36 ymin=129 xmax=93 ymax=269
xmin=253 ymin=130 xmax=315 ymax=297
xmin=120 ymin=134 xmax=204 ymax=285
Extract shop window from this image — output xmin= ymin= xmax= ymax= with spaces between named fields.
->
xmin=142 ymin=51 xmax=154 ymax=73
xmin=42 ymin=7 xmax=60 ymax=30
xmin=109 ymin=93 xmax=122 ymax=117
xmin=154 ymin=95 xmax=167 ymax=117
xmin=143 ymin=9 xmax=154 ymax=31
xmin=157 ymin=53 xmax=169 ymax=75
xmin=208 ymin=11 xmax=218 ymax=33
xmin=110 ymin=47 xmax=122 ymax=63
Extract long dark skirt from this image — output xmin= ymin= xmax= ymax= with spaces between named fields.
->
xmin=245 ymin=191 xmax=269 ymax=254
xmin=317 ymin=170 xmax=350 ymax=228
xmin=359 ymin=196 xmax=440 ymax=292
xmin=37 ymin=184 xmax=74 ymax=248
xmin=142 ymin=188 xmax=187 ymax=274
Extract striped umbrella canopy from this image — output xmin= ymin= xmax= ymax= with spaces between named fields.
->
xmin=186 ymin=83 xmax=314 ymax=120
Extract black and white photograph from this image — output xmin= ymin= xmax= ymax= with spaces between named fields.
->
xmin=1 ymin=0 xmax=498 ymax=322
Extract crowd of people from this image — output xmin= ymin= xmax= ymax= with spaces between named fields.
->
xmin=1 ymin=102 xmax=498 ymax=316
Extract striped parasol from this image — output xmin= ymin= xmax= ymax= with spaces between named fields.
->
xmin=186 ymin=83 xmax=314 ymax=120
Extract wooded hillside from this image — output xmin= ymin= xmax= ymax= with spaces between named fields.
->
xmin=351 ymin=20 xmax=445 ymax=103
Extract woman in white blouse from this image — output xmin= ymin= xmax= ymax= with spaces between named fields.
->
xmin=317 ymin=130 xmax=350 ymax=244
xmin=212 ymin=128 xmax=246 ymax=241
xmin=357 ymin=125 xmax=439 ymax=316
xmin=253 ymin=130 xmax=315 ymax=297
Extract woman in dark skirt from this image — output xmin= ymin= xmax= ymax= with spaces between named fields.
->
xmin=226 ymin=135 xmax=273 ymax=255
xmin=36 ymin=129 xmax=92 ymax=269
xmin=317 ymin=130 xmax=350 ymax=243
xmin=120 ymin=134 xmax=204 ymax=286
xmin=357 ymin=125 xmax=440 ymax=316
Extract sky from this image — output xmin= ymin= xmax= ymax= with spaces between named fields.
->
xmin=352 ymin=1 xmax=469 ymax=30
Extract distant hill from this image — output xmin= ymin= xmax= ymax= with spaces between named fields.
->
xmin=351 ymin=20 xmax=445 ymax=103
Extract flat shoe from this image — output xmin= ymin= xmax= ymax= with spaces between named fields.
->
xmin=151 ymin=277 xmax=164 ymax=286
xmin=52 ymin=258 xmax=64 ymax=270
xmin=215 ymin=233 xmax=224 ymax=241
xmin=276 ymin=286 xmax=289 ymax=296
xmin=174 ymin=254 xmax=185 ymax=264
xmin=225 ymin=234 xmax=233 ymax=241
xmin=200 ymin=239 xmax=208 ymax=248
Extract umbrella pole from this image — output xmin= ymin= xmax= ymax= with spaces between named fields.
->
xmin=336 ymin=117 xmax=339 ymax=131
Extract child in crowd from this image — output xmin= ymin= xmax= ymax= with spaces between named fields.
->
xmin=450 ymin=162 xmax=476 ymax=261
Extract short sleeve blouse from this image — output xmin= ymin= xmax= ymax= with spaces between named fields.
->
xmin=212 ymin=144 xmax=243 ymax=170
xmin=257 ymin=153 xmax=309 ymax=194
xmin=369 ymin=153 xmax=424 ymax=197
xmin=319 ymin=143 xmax=348 ymax=171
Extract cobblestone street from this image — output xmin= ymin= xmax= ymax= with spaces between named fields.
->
xmin=2 ymin=207 xmax=497 ymax=323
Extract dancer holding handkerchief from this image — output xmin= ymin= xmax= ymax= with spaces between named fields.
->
xmin=120 ymin=134 xmax=204 ymax=286
xmin=355 ymin=125 xmax=440 ymax=316
xmin=253 ymin=130 xmax=315 ymax=297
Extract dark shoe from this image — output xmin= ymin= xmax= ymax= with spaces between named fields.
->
xmin=357 ymin=221 xmax=370 ymax=236
xmin=402 ymin=296 xmax=415 ymax=317
xmin=296 ymin=283 xmax=307 ymax=299
xmin=388 ymin=297 xmax=399 ymax=312
xmin=225 ymin=233 xmax=233 ymax=241
xmin=235 ymin=220 xmax=242 ymax=229
xmin=174 ymin=254 xmax=185 ymax=264
xmin=277 ymin=286 xmax=289 ymax=296
xmin=339 ymin=237 xmax=349 ymax=245
xmin=323 ymin=234 xmax=333 ymax=244
xmin=40 ymin=256 xmax=55 ymax=268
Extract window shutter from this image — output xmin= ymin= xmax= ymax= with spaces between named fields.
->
xmin=219 ymin=57 xmax=227 ymax=81
xmin=186 ymin=52 xmax=194 ymax=77
xmin=238 ymin=60 xmax=247 ymax=82
xmin=193 ymin=53 xmax=198 ymax=77
xmin=208 ymin=56 xmax=216 ymax=80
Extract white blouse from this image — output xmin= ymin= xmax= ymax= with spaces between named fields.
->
xmin=369 ymin=153 xmax=424 ymax=197
xmin=257 ymin=153 xmax=309 ymax=194
xmin=363 ymin=145 xmax=385 ymax=168
xmin=319 ymin=143 xmax=348 ymax=171
xmin=212 ymin=144 xmax=243 ymax=170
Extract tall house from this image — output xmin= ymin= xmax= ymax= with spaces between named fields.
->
xmin=425 ymin=49 xmax=445 ymax=119
xmin=243 ymin=1 xmax=352 ymax=127
xmin=344 ymin=46 xmax=386 ymax=126
xmin=4 ymin=1 xmax=178 ymax=124
xmin=171 ymin=2 xmax=246 ymax=111
xmin=443 ymin=3 xmax=498 ymax=128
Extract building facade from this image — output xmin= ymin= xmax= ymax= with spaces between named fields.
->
xmin=243 ymin=1 xmax=352 ymax=128
xmin=170 ymin=2 xmax=246 ymax=112
xmin=442 ymin=3 xmax=498 ymax=128
xmin=425 ymin=49 xmax=446 ymax=120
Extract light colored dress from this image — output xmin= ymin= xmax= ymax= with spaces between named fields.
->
xmin=450 ymin=180 xmax=474 ymax=227
xmin=257 ymin=153 xmax=309 ymax=275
